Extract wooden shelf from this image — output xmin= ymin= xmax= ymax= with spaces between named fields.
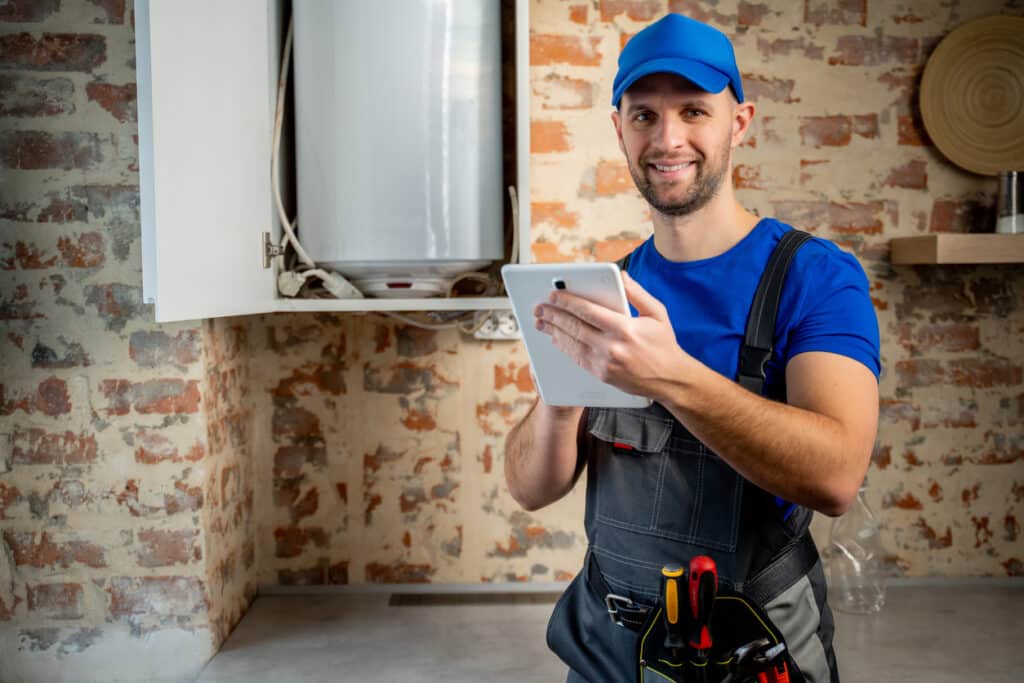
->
xmin=890 ymin=234 xmax=1024 ymax=265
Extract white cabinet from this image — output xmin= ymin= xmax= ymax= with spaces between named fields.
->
xmin=135 ymin=0 xmax=530 ymax=323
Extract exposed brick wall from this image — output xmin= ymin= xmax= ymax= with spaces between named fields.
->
xmin=248 ymin=0 xmax=1022 ymax=585
xmin=0 ymin=1 xmax=251 ymax=679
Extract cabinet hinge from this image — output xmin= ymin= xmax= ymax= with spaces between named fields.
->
xmin=262 ymin=232 xmax=286 ymax=269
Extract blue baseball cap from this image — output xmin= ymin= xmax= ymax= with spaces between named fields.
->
xmin=612 ymin=14 xmax=744 ymax=108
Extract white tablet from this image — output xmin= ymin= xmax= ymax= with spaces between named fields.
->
xmin=501 ymin=263 xmax=652 ymax=408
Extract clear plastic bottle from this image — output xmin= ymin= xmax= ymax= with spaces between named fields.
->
xmin=825 ymin=483 xmax=887 ymax=614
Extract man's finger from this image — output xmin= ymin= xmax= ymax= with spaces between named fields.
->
xmin=622 ymin=271 xmax=668 ymax=321
xmin=547 ymin=290 xmax=628 ymax=332
xmin=537 ymin=303 xmax=603 ymax=349
xmin=540 ymin=316 xmax=596 ymax=371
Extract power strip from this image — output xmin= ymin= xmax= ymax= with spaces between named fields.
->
xmin=472 ymin=311 xmax=521 ymax=341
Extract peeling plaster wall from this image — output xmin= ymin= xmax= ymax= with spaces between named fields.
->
xmin=0 ymin=2 xmax=254 ymax=681
xmin=252 ymin=0 xmax=1022 ymax=585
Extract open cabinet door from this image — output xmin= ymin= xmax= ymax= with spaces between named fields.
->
xmin=136 ymin=0 xmax=280 ymax=322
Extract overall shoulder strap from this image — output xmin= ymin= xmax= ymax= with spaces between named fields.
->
xmin=736 ymin=229 xmax=813 ymax=395
xmin=615 ymin=251 xmax=632 ymax=272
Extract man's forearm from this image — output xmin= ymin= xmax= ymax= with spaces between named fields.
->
xmin=504 ymin=399 xmax=584 ymax=512
xmin=654 ymin=361 xmax=874 ymax=517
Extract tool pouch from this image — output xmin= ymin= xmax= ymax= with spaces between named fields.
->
xmin=637 ymin=586 xmax=805 ymax=683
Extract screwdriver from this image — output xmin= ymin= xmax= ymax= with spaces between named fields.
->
xmin=688 ymin=555 xmax=718 ymax=653
xmin=660 ymin=563 xmax=686 ymax=657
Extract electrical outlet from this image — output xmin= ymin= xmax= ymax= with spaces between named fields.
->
xmin=472 ymin=311 xmax=520 ymax=341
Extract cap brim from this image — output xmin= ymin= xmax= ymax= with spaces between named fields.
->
xmin=612 ymin=57 xmax=730 ymax=107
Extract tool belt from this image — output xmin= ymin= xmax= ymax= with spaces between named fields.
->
xmin=586 ymin=537 xmax=818 ymax=683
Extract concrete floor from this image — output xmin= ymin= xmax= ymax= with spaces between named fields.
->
xmin=196 ymin=581 xmax=1023 ymax=682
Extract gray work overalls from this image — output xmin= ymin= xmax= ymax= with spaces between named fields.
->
xmin=546 ymin=231 xmax=839 ymax=683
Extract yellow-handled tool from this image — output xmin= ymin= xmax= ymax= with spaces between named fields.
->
xmin=660 ymin=563 xmax=686 ymax=654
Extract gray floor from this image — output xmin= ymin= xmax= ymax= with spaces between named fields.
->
xmin=197 ymin=581 xmax=1024 ymax=682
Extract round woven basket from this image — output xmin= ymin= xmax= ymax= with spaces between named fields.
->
xmin=920 ymin=14 xmax=1024 ymax=176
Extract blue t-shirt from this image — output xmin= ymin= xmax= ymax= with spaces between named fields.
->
xmin=625 ymin=218 xmax=880 ymax=397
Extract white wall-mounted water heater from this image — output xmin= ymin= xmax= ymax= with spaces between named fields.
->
xmin=292 ymin=1 xmax=505 ymax=298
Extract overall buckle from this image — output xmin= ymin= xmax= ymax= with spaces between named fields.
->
xmin=604 ymin=593 xmax=636 ymax=627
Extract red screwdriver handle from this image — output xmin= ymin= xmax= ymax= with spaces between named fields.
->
xmin=688 ymin=555 xmax=718 ymax=650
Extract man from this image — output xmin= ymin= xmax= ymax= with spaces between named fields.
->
xmin=504 ymin=13 xmax=880 ymax=683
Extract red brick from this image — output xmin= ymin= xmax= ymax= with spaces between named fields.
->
xmin=137 ymin=529 xmax=201 ymax=567
xmin=0 ymin=377 xmax=71 ymax=416
xmin=800 ymin=116 xmax=851 ymax=147
xmin=274 ymin=444 xmax=327 ymax=479
xmin=531 ymin=120 xmax=571 ymax=154
xmin=3 ymin=531 xmax=107 ymax=568
xmin=0 ymin=184 xmax=138 ymax=224
xmin=742 ymin=74 xmax=798 ymax=103
xmin=533 ymin=74 xmax=594 ymax=110
xmin=883 ymin=491 xmax=923 ymax=510
xmin=0 ymin=74 xmax=74 ymax=117
xmin=738 ymin=2 xmax=770 ymax=26
xmin=913 ymin=517 xmax=952 ymax=549
xmin=530 ymin=34 xmax=602 ymax=67
xmin=272 ymin=405 xmax=323 ymax=441
xmin=928 ymin=199 xmax=988 ymax=233
xmin=828 ymin=35 xmax=918 ymax=66
xmin=733 ymin=163 xmax=763 ymax=190
xmin=0 ymin=130 xmax=103 ymax=170
xmin=594 ymin=238 xmax=643 ymax=263
xmin=129 ymin=329 xmax=201 ymax=368
xmin=879 ymin=399 xmax=920 ymax=430
xmin=32 ymin=342 xmax=90 ymax=370
xmin=134 ymin=429 xmax=204 ymax=464
xmin=569 ymin=5 xmax=588 ymax=24
xmin=83 ymin=283 xmax=142 ymax=331
xmin=274 ymin=526 xmax=327 ymax=558
xmin=667 ymin=0 xmax=732 ymax=24
xmin=101 ymin=378 xmax=201 ymax=415
xmin=531 ymin=201 xmax=579 ymax=230
xmin=599 ymin=0 xmax=662 ymax=22
xmin=878 ymin=70 xmax=916 ymax=109
xmin=0 ymin=483 xmax=22 ymax=519
xmin=0 ymin=33 xmax=106 ymax=72
xmin=0 ymin=0 xmax=60 ymax=21
xmin=164 ymin=481 xmax=203 ymax=515
xmin=804 ymin=0 xmax=866 ymax=26
xmin=898 ymin=115 xmax=931 ymax=146
xmin=495 ymin=362 xmax=533 ymax=392
xmin=757 ymin=36 xmax=824 ymax=61
xmin=6 ymin=241 xmax=57 ymax=269
xmin=911 ymin=323 xmax=980 ymax=353
xmin=852 ymin=114 xmax=879 ymax=139
xmin=107 ymin=576 xmax=206 ymax=617
xmin=595 ymin=160 xmax=633 ymax=196
xmin=365 ymin=561 xmax=434 ymax=584
xmin=0 ymin=283 xmax=41 ymax=320
xmin=829 ymin=201 xmax=889 ymax=234
xmin=895 ymin=359 xmax=944 ymax=388
xmin=532 ymin=241 xmax=577 ymax=264
xmin=85 ymin=81 xmax=136 ymax=123
xmin=12 ymin=429 xmax=98 ymax=465
xmin=402 ymin=408 xmax=436 ymax=431
xmin=872 ymin=445 xmax=891 ymax=469
xmin=56 ymin=232 xmax=105 ymax=267
xmin=948 ymin=359 xmax=1022 ymax=389
xmin=884 ymin=159 xmax=927 ymax=190
xmin=27 ymin=583 xmax=83 ymax=620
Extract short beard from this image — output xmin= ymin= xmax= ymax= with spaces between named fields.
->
xmin=629 ymin=139 xmax=732 ymax=217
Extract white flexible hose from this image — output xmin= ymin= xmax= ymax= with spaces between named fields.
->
xmin=272 ymin=16 xmax=315 ymax=268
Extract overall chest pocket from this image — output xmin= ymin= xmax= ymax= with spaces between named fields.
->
xmin=588 ymin=407 xmax=743 ymax=553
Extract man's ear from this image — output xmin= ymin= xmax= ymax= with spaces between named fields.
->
xmin=611 ymin=109 xmax=626 ymax=155
xmin=731 ymin=100 xmax=756 ymax=148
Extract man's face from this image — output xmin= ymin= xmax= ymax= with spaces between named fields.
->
xmin=613 ymin=73 xmax=739 ymax=217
